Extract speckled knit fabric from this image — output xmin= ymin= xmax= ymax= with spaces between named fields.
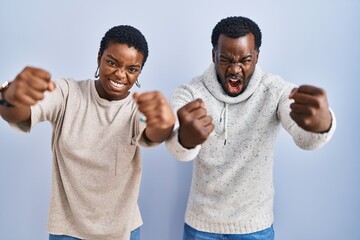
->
xmin=166 ymin=63 xmax=336 ymax=234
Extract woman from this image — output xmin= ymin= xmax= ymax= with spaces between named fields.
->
xmin=0 ymin=25 xmax=175 ymax=240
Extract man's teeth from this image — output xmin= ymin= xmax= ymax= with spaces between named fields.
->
xmin=110 ymin=80 xmax=125 ymax=88
xmin=229 ymin=78 xmax=240 ymax=82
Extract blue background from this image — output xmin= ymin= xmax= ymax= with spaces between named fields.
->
xmin=0 ymin=0 xmax=359 ymax=239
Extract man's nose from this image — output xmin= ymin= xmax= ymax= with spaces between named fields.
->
xmin=228 ymin=63 xmax=242 ymax=74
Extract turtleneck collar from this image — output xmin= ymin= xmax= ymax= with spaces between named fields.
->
xmin=202 ymin=63 xmax=263 ymax=104
xmin=201 ymin=63 xmax=263 ymax=145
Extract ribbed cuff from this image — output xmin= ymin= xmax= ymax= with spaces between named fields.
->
xmin=165 ymin=128 xmax=201 ymax=161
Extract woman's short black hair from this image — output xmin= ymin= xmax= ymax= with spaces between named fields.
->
xmin=99 ymin=25 xmax=149 ymax=67
xmin=211 ymin=16 xmax=262 ymax=51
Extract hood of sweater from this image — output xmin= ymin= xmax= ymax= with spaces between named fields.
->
xmin=201 ymin=63 xmax=264 ymax=145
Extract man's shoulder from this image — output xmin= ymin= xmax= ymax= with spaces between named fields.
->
xmin=174 ymin=73 xmax=207 ymax=93
xmin=260 ymin=71 xmax=296 ymax=89
xmin=255 ymin=71 xmax=297 ymax=99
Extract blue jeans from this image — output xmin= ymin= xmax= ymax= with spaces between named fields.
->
xmin=49 ymin=227 xmax=140 ymax=240
xmin=183 ymin=224 xmax=274 ymax=240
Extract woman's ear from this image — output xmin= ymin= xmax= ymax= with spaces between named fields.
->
xmin=97 ymin=52 xmax=101 ymax=65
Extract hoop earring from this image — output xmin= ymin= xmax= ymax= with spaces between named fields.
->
xmin=94 ymin=66 xmax=100 ymax=78
xmin=135 ymin=79 xmax=141 ymax=88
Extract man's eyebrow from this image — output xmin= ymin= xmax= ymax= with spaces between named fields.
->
xmin=240 ymin=55 xmax=253 ymax=60
xmin=220 ymin=54 xmax=253 ymax=61
xmin=219 ymin=54 xmax=233 ymax=60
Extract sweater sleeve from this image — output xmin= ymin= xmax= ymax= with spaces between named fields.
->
xmin=165 ymin=83 xmax=202 ymax=161
xmin=277 ymin=84 xmax=337 ymax=150
xmin=9 ymin=78 xmax=67 ymax=132
xmin=132 ymin=109 xmax=159 ymax=148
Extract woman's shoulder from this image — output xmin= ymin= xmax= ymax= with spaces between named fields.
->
xmin=54 ymin=78 xmax=94 ymax=93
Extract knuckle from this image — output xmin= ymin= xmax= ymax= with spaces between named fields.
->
xmin=309 ymin=108 xmax=316 ymax=116
xmin=158 ymin=97 xmax=166 ymax=105
xmin=17 ymin=71 xmax=27 ymax=80
xmin=207 ymin=116 xmax=214 ymax=123
xmin=177 ymin=109 xmax=185 ymax=119
xmin=38 ymin=93 xmax=45 ymax=101
xmin=184 ymin=115 xmax=195 ymax=124
xmin=312 ymin=98 xmax=321 ymax=108
xmin=318 ymin=88 xmax=326 ymax=95
xmin=302 ymin=118 xmax=313 ymax=130
xmin=200 ymin=107 xmax=207 ymax=116
xmin=13 ymin=94 xmax=24 ymax=103
xmin=177 ymin=109 xmax=189 ymax=120
xmin=23 ymin=66 xmax=32 ymax=72
xmin=153 ymin=90 xmax=161 ymax=96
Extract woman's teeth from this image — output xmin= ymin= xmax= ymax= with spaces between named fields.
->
xmin=110 ymin=80 xmax=125 ymax=88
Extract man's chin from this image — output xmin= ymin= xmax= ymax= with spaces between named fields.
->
xmin=225 ymin=89 xmax=241 ymax=97
xmin=226 ymin=85 xmax=244 ymax=97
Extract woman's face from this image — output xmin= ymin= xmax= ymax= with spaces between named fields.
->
xmin=96 ymin=43 xmax=144 ymax=101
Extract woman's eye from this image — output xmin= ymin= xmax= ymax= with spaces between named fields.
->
xmin=107 ymin=60 xmax=116 ymax=66
xmin=128 ymin=68 xmax=139 ymax=73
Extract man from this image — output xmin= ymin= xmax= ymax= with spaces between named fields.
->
xmin=165 ymin=16 xmax=336 ymax=239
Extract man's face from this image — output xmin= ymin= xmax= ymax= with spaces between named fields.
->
xmin=212 ymin=33 xmax=259 ymax=97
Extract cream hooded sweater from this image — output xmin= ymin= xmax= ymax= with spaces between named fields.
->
xmin=166 ymin=63 xmax=336 ymax=234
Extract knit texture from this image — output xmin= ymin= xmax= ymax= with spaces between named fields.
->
xmin=166 ymin=63 xmax=336 ymax=234
xmin=11 ymin=78 xmax=155 ymax=240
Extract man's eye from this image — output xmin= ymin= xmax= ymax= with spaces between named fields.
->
xmin=220 ymin=59 xmax=230 ymax=64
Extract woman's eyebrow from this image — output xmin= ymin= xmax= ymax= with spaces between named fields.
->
xmin=105 ymin=54 xmax=119 ymax=63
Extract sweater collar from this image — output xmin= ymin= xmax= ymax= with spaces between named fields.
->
xmin=202 ymin=63 xmax=263 ymax=104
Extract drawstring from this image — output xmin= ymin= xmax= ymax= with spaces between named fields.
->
xmin=219 ymin=103 xmax=229 ymax=145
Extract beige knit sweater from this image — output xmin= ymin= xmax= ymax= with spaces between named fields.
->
xmin=12 ymin=78 xmax=155 ymax=240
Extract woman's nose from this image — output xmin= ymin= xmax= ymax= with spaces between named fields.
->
xmin=114 ymin=67 xmax=126 ymax=78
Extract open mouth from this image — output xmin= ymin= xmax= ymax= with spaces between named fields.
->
xmin=108 ymin=78 xmax=126 ymax=90
xmin=226 ymin=77 xmax=243 ymax=94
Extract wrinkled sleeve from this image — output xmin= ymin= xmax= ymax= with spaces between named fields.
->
xmin=9 ymin=78 xmax=66 ymax=133
xmin=277 ymin=84 xmax=337 ymax=150
xmin=165 ymin=84 xmax=202 ymax=161
xmin=133 ymin=112 xmax=160 ymax=148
